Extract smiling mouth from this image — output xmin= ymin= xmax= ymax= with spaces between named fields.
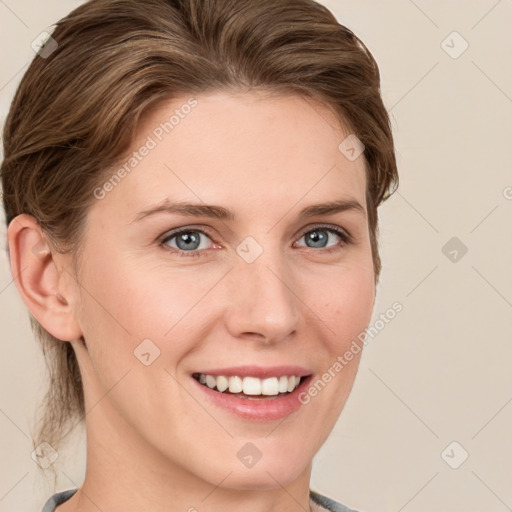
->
xmin=192 ymin=373 xmax=306 ymax=400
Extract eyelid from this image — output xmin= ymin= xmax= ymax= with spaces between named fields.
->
xmin=295 ymin=222 xmax=353 ymax=243
xmin=159 ymin=224 xmax=215 ymax=241
xmin=160 ymin=223 xmax=352 ymax=242
xmin=159 ymin=222 xmax=353 ymax=257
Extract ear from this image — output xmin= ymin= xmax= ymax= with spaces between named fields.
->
xmin=7 ymin=214 xmax=83 ymax=342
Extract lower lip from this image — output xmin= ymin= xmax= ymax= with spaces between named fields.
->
xmin=192 ymin=376 xmax=313 ymax=421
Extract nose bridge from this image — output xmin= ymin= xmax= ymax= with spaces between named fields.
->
xmin=224 ymin=237 xmax=300 ymax=342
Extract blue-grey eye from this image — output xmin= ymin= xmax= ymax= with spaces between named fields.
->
xmin=297 ymin=227 xmax=345 ymax=249
xmin=163 ymin=230 xmax=211 ymax=252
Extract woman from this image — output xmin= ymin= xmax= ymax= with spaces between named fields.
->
xmin=1 ymin=0 xmax=398 ymax=510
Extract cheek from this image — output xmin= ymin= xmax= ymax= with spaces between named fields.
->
xmin=315 ymin=259 xmax=376 ymax=352
xmin=78 ymin=251 xmax=190 ymax=334
xmin=339 ymin=273 xmax=374 ymax=328
xmin=76 ymin=254 xmax=225 ymax=382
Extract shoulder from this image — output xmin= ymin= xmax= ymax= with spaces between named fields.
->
xmin=310 ymin=489 xmax=360 ymax=512
xmin=42 ymin=488 xmax=356 ymax=512
xmin=40 ymin=489 xmax=78 ymax=512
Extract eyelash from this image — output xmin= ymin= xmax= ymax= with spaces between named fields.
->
xmin=159 ymin=224 xmax=353 ymax=258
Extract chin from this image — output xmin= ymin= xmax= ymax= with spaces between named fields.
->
xmin=219 ymin=464 xmax=307 ymax=491
xmin=198 ymin=447 xmax=310 ymax=491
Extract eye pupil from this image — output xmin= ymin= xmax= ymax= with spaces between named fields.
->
xmin=176 ymin=231 xmax=201 ymax=250
xmin=164 ymin=226 xmax=345 ymax=257
xmin=306 ymin=230 xmax=328 ymax=248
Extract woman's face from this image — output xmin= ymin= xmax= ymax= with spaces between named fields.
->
xmin=67 ymin=91 xmax=375 ymax=490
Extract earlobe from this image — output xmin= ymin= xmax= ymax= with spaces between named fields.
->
xmin=6 ymin=214 xmax=83 ymax=342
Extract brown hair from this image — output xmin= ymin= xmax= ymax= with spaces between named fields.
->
xmin=1 ymin=0 xmax=398 ymax=472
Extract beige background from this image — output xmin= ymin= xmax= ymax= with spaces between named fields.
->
xmin=1 ymin=1 xmax=511 ymax=511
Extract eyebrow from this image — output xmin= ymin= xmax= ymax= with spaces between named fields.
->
xmin=130 ymin=198 xmax=365 ymax=224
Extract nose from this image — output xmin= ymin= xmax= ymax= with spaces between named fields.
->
xmin=223 ymin=245 xmax=301 ymax=345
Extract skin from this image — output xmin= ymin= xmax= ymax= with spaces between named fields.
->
xmin=8 ymin=91 xmax=376 ymax=512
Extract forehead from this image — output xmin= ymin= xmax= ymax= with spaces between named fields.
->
xmin=93 ymin=91 xmax=367 ymax=222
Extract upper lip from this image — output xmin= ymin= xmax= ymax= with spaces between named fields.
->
xmin=193 ymin=365 xmax=312 ymax=379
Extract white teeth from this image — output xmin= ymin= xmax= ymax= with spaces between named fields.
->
xmin=205 ymin=375 xmax=216 ymax=389
xmin=196 ymin=374 xmax=302 ymax=395
xmin=243 ymin=377 xmax=261 ymax=395
xmin=216 ymin=375 xmax=229 ymax=392
xmin=278 ymin=376 xmax=288 ymax=393
xmin=229 ymin=376 xmax=243 ymax=393
xmin=261 ymin=377 xmax=279 ymax=395
xmin=287 ymin=375 xmax=297 ymax=393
